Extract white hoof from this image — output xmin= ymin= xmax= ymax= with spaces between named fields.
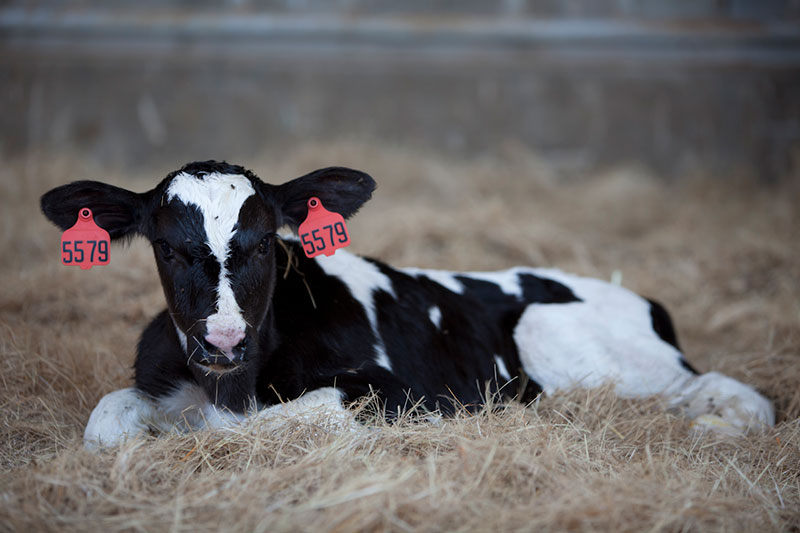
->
xmin=83 ymin=388 xmax=157 ymax=451
xmin=671 ymin=372 xmax=774 ymax=433
xmin=689 ymin=414 xmax=745 ymax=437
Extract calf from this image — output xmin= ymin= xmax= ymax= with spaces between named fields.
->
xmin=41 ymin=161 xmax=774 ymax=448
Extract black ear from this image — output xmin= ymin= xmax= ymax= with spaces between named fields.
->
xmin=273 ymin=167 xmax=376 ymax=230
xmin=40 ymin=181 xmax=148 ymax=240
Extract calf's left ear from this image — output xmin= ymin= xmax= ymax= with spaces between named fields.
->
xmin=270 ymin=167 xmax=376 ymax=230
xmin=41 ymin=181 xmax=149 ymax=240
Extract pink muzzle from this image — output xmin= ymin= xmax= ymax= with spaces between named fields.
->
xmin=205 ymin=328 xmax=246 ymax=361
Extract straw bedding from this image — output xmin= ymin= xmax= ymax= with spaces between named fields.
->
xmin=1 ymin=143 xmax=798 ymax=531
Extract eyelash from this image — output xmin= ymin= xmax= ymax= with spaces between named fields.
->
xmin=258 ymin=235 xmax=273 ymax=254
xmin=157 ymin=240 xmax=174 ymax=260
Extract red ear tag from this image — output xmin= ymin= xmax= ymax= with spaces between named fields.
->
xmin=298 ymin=197 xmax=351 ymax=258
xmin=60 ymin=208 xmax=110 ymax=270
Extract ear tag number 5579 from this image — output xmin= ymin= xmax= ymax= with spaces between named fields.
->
xmin=61 ymin=207 xmax=110 ymax=270
xmin=298 ymin=197 xmax=350 ymax=258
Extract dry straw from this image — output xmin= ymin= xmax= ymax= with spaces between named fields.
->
xmin=1 ymin=144 xmax=798 ymax=531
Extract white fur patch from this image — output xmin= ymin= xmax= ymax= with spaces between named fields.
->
xmin=494 ymin=355 xmax=511 ymax=381
xmin=254 ymin=387 xmax=358 ymax=431
xmin=316 ymin=251 xmax=396 ymax=371
xmin=156 ymin=382 xmax=250 ymax=431
xmin=167 ymin=172 xmax=256 ymax=351
xmin=172 ymin=318 xmax=188 ymax=354
xmin=428 ymin=305 xmax=442 ymax=329
xmin=512 ymin=268 xmax=691 ymax=397
xmin=403 ymin=267 xmax=525 ymax=299
xmin=460 ymin=269 xmax=524 ymax=298
xmin=156 ymin=381 xmax=211 ymax=430
xmin=374 ymin=350 xmax=392 ymax=372
xmin=402 ymin=267 xmax=464 ymax=294
xmin=83 ymin=388 xmax=158 ymax=450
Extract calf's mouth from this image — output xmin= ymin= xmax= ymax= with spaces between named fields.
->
xmin=194 ymin=356 xmax=238 ymax=371
xmin=199 ymin=362 xmax=239 ymax=374
xmin=191 ymin=342 xmax=247 ymax=375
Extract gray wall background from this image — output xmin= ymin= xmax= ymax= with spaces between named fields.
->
xmin=2 ymin=1 xmax=799 ymax=181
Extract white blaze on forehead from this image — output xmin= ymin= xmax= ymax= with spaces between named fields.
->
xmin=166 ymin=172 xmax=256 ymax=341
xmin=166 ymin=172 xmax=256 ymax=262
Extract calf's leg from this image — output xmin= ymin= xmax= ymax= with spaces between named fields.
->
xmin=666 ymin=371 xmax=775 ymax=433
xmin=513 ymin=297 xmax=774 ymax=433
xmin=83 ymin=387 xmax=160 ymax=450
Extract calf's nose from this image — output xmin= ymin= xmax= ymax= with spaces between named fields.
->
xmin=204 ymin=328 xmax=246 ymax=361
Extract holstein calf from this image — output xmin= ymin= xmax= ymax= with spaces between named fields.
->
xmin=41 ymin=161 xmax=774 ymax=449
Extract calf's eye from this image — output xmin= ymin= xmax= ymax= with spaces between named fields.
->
xmin=158 ymin=240 xmax=174 ymax=260
xmin=258 ymin=235 xmax=272 ymax=254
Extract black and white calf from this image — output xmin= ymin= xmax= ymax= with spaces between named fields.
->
xmin=41 ymin=161 xmax=774 ymax=448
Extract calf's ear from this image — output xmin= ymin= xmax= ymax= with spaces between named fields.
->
xmin=272 ymin=167 xmax=376 ymax=230
xmin=40 ymin=181 xmax=148 ymax=240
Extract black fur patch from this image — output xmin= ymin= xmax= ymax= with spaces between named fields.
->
xmin=647 ymin=298 xmax=698 ymax=374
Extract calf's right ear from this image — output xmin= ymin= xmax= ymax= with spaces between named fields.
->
xmin=40 ymin=181 xmax=148 ymax=240
xmin=271 ymin=167 xmax=377 ymax=231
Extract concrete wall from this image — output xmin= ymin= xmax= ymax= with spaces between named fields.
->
xmin=2 ymin=1 xmax=799 ymax=180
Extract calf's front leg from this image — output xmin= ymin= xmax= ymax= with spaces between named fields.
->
xmin=83 ymin=387 xmax=160 ymax=450
xmin=253 ymin=387 xmax=360 ymax=432
xmin=84 ymin=384 xmax=360 ymax=450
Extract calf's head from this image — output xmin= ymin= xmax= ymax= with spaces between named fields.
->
xmin=41 ymin=161 xmax=375 ymax=374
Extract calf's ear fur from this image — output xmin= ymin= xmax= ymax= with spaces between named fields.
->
xmin=40 ymin=181 xmax=149 ymax=240
xmin=271 ymin=167 xmax=376 ymax=230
